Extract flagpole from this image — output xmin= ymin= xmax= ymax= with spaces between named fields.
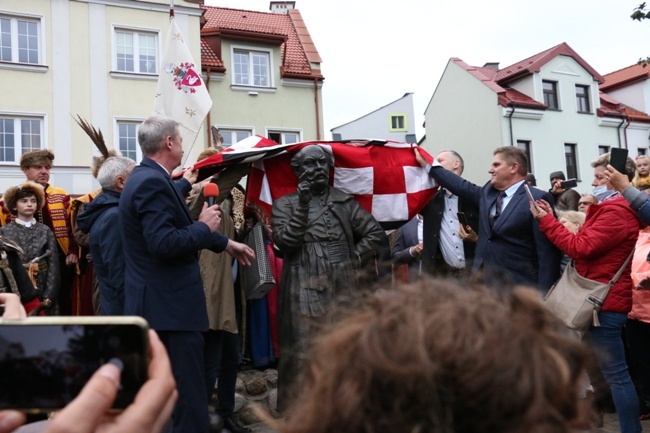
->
xmin=169 ymin=0 xmax=174 ymax=17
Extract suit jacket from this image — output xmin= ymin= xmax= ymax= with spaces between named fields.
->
xmin=119 ymin=157 xmax=229 ymax=331
xmin=428 ymin=166 xmax=561 ymax=292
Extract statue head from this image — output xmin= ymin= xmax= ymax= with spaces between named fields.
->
xmin=291 ymin=145 xmax=331 ymax=194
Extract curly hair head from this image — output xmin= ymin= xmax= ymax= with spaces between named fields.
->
xmin=265 ymin=280 xmax=589 ymax=433
xmin=4 ymin=181 xmax=45 ymax=215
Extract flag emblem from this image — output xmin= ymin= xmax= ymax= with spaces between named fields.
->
xmin=165 ymin=62 xmax=203 ymax=93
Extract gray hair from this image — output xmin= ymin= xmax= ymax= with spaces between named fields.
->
xmin=97 ymin=156 xmax=135 ymax=190
xmin=138 ymin=116 xmax=180 ymax=156
xmin=591 ymin=152 xmax=636 ymax=181
xmin=438 ymin=149 xmax=465 ymax=174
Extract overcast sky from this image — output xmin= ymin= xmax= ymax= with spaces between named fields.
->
xmin=203 ymin=0 xmax=648 ymax=140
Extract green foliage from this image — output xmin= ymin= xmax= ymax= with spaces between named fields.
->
xmin=632 ymin=3 xmax=650 ymax=67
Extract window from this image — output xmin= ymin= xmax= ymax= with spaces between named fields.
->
xmin=542 ymin=80 xmax=558 ymax=109
xmin=219 ymin=129 xmax=252 ymax=148
xmin=598 ymin=145 xmax=610 ymax=155
xmin=639 ymin=148 xmax=647 ymax=156
xmin=268 ymin=130 xmax=299 ymax=144
xmin=565 ymin=143 xmax=578 ymax=180
xmin=0 ymin=14 xmax=41 ymax=64
xmin=389 ymin=114 xmax=407 ymax=131
xmin=575 ymin=85 xmax=591 ymax=113
xmin=0 ymin=116 xmax=43 ymax=162
xmin=516 ymin=140 xmax=532 ymax=169
xmin=233 ymin=49 xmax=270 ymax=87
xmin=116 ymin=121 xmax=140 ymax=161
xmin=114 ymin=28 xmax=158 ymax=74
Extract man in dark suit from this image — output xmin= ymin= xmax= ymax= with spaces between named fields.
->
xmin=414 ymin=146 xmax=561 ymax=292
xmin=393 ymin=150 xmax=479 ymax=280
xmin=120 ymin=116 xmax=254 ymax=433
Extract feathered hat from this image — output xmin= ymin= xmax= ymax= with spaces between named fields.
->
xmin=73 ymin=115 xmax=122 ymax=178
xmin=4 ymin=181 xmax=45 ymax=215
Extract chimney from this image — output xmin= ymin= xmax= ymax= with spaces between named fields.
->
xmin=483 ymin=62 xmax=500 ymax=70
xmin=270 ymin=1 xmax=296 ymax=13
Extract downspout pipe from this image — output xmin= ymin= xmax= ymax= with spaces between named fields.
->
xmin=314 ymin=78 xmax=321 ymax=140
xmin=616 ymin=116 xmax=625 ymax=149
xmin=205 ymin=66 xmax=212 ymax=146
xmin=508 ymin=103 xmax=515 ymax=146
xmin=623 ymin=115 xmax=630 ymax=150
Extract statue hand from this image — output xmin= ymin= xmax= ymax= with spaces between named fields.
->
xmin=297 ymin=181 xmax=312 ymax=205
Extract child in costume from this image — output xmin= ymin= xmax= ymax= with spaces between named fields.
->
xmin=0 ymin=181 xmax=59 ymax=313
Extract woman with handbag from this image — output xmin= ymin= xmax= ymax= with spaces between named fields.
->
xmin=530 ymin=152 xmax=642 ymax=433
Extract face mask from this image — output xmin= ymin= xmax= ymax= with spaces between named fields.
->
xmin=593 ymin=184 xmax=614 ymax=201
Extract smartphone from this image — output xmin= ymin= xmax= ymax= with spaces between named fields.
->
xmin=457 ymin=212 xmax=469 ymax=227
xmin=610 ymin=148 xmax=629 ymax=174
xmin=560 ymin=178 xmax=578 ymax=189
xmin=524 ymin=184 xmax=536 ymax=203
xmin=0 ymin=316 xmax=149 ymax=413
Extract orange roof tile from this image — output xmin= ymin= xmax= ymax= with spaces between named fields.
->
xmin=201 ymin=39 xmax=222 ymax=68
xmin=601 ymin=63 xmax=650 ymax=91
xmin=597 ymin=91 xmax=650 ymax=123
xmin=201 ymin=6 xmax=322 ymax=79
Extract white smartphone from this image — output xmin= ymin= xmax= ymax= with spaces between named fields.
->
xmin=524 ymin=184 xmax=536 ymax=203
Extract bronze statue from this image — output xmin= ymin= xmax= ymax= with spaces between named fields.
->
xmin=272 ymin=145 xmax=385 ymax=410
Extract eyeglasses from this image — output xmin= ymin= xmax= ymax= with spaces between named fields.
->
xmin=578 ymin=201 xmax=593 ymax=206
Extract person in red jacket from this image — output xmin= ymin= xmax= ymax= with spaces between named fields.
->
xmin=530 ymin=152 xmax=642 ymax=433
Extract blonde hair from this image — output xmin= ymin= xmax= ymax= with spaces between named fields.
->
xmin=558 ymin=211 xmax=586 ymax=227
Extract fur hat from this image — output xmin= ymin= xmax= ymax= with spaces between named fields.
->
xmin=91 ymin=148 xmax=122 ymax=178
xmin=4 ymin=181 xmax=45 ymax=215
xmin=20 ymin=149 xmax=54 ymax=170
xmin=549 ymin=171 xmax=566 ymax=181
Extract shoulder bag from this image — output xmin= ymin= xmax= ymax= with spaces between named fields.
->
xmin=544 ymin=250 xmax=634 ymax=332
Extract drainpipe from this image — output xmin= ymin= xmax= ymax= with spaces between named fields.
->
xmin=615 ymin=116 xmax=625 ymax=149
xmin=623 ymin=115 xmax=630 ymax=150
xmin=314 ymin=78 xmax=321 ymax=140
xmin=508 ymin=102 xmax=515 ymax=146
xmin=205 ymin=67 xmax=212 ymax=146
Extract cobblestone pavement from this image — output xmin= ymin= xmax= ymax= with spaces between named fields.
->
xmin=247 ymin=413 xmax=649 ymax=432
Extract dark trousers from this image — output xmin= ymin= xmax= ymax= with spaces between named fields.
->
xmin=626 ymin=318 xmax=650 ymax=410
xmin=158 ymin=330 xmax=209 ymax=433
xmin=204 ymin=329 xmax=241 ymax=417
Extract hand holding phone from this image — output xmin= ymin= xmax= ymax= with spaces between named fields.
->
xmin=524 ymin=184 xmax=536 ymax=203
xmin=457 ymin=212 xmax=469 ymax=228
xmin=610 ymin=148 xmax=629 ymax=174
xmin=560 ymin=178 xmax=578 ymax=190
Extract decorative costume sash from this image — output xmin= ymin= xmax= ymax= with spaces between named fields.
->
xmin=43 ymin=185 xmax=72 ymax=255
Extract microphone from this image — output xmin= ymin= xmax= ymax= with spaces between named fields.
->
xmin=203 ymin=183 xmax=220 ymax=207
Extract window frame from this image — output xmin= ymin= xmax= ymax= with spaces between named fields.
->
xmin=267 ymin=128 xmax=301 ymax=145
xmin=217 ymin=128 xmax=253 ymax=148
xmin=516 ymin=140 xmax=532 ymax=171
xmin=598 ymin=145 xmax=610 ymax=155
xmin=564 ymin=143 xmax=578 ymax=180
xmin=575 ymin=84 xmax=591 ymax=113
xmin=114 ymin=118 xmax=143 ymax=162
xmin=542 ymin=80 xmax=559 ymax=110
xmin=389 ymin=114 xmax=407 ymax=132
xmin=0 ymin=12 xmax=45 ymax=69
xmin=0 ymin=113 xmax=45 ymax=164
xmin=230 ymin=45 xmax=274 ymax=90
xmin=111 ymin=25 xmax=161 ymax=76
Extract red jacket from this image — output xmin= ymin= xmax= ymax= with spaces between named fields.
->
xmin=540 ymin=195 xmax=641 ymax=313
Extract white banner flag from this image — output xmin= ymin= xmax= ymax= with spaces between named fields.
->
xmin=153 ymin=17 xmax=212 ymax=167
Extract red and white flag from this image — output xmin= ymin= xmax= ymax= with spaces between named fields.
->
xmin=187 ymin=138 xmax=438 ymax=230
xmin=153 ymin=17 xmax=212 ymax=166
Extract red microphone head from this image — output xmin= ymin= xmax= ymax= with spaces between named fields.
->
xmin=203 ymin=183 xmax=219 ymax=206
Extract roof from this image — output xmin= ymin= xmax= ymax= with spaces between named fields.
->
xmin=601 ymin=63 xmax=650 ymax=91
xmin=597 ymin=91 xmax=650 ymax=123
xmin=200 ymin=39 xmax=222 ymax=68
xmin=331 ymin=93 xmax=414 ymax=131
xmin=201 ymin=6 xmax=322 ymax=79
xmin=495 ymin=42 xmax=605 ymax=84
xmin=451 ymin=42 xmax=621 ymax=113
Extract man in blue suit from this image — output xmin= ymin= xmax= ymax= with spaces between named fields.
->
xmin=414 ymin=146 xmax=561 ymax=292
xmin=120 ymin=116 xmax=254 ymax=433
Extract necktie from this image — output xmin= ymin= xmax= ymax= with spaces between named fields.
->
xmin=494 ymin=191 xmax=505 ymax=218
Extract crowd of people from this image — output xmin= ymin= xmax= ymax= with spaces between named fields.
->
xmin=1 ymin=117 xmax=650 ymax=433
